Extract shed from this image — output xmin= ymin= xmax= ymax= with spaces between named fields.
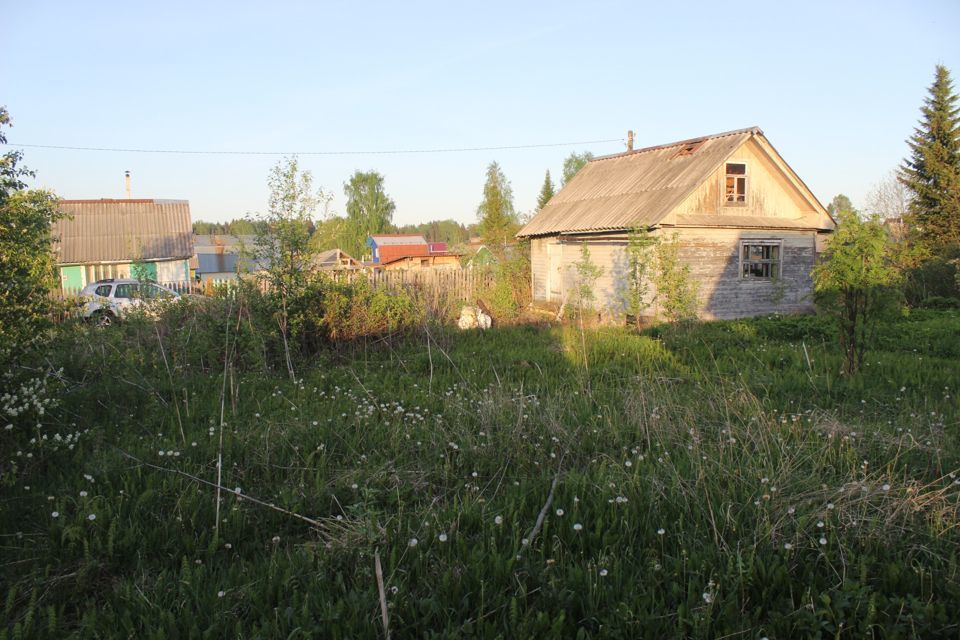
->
xmin=517 ymin=127 xmax=835 ymax=320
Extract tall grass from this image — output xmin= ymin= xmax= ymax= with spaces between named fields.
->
xmin=1 ymin=307 xmax=958 ymax=638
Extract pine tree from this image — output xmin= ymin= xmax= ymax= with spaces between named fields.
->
xmin=476 ymin=161 xmax=517 ymax=252
xmin=899 ymin=65 xmax=960 ymax=249
xmin=536 ymin=170 xmax=555 ymax=211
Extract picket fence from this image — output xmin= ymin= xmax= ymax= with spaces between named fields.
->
xmin=54 ymin=269 xmax=494 ymax=321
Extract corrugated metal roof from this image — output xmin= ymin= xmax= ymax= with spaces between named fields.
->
xmin=193 ymin=234 xmax=255 ymax=251
xmin=55 ymin=199 xmax=193 ymax=264
xmin=517 ymin=128 xmax=758 ymax=237
xmin=371 ymin=234 xmax=428 ymax=246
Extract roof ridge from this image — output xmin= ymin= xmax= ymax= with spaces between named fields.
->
xmin=592 ymin=126 xmax=762 ymax=162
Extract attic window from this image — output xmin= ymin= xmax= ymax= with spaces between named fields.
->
xmin=724 ymin=162 xmax=747 ymax=205
xmin=675 ymin=140 xmax=705 ymax=157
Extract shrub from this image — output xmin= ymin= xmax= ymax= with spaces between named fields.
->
xmin=478 ymin=244 xmax=531 ymax=323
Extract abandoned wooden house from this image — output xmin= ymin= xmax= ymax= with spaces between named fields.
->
xmin=517 ymin=127 xmax=836 ymax=320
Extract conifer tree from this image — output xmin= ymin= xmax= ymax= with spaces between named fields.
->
xmin=476 ymin=161 xmax=517 ymax=252
xmin=536 ymin=170 xmax=555 ymax=211
xmin=899 ymin=65 xmax=960 ymax=248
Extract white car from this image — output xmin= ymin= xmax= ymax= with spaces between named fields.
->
xmin=77 ymin=279 xmax=180 ymax=325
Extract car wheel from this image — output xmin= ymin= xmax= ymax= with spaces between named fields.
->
xmin=93 ymin=310 xmax=116 ymax=327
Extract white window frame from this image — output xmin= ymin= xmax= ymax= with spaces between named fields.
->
xmin=723 ymin=162 xmax=748 ymax=206
xmin=739 ymin=239 xmax=783 ymax=280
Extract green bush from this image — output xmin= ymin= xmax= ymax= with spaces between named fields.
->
xmin=478 ymin=244 xmax=531 ymax=323
xmin=918 ymin=295 xmax=960 ymax=310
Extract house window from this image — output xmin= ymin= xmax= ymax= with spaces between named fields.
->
xmin=725 ymin=163 xmax=747 ymax=204
xmin=741 ymin=241 xmax=781 ymax=279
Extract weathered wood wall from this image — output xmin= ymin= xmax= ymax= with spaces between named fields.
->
xmin=529 ymin=228 xmax=817 ymax=320
xmin=671 ymin=137 xmax=814 ymax=220
xmin=671 ymin=228 xmax=816 ymax=320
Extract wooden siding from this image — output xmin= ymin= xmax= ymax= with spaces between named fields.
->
xmin=531 ymin=237 xmax=549 ymax=300
xmin=670 ymin=138 xmax=815 ymax=221
xmin=530 ymin=228 xmax=816 ymax=321
xmin=665 ymin=228 xmax=816 ymax=320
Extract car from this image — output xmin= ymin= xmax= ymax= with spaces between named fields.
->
xmin=77 ymin=279 xmax=181 ymax=326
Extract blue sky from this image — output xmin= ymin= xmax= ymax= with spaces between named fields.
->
xmin=3 ymin=0 xmax=959 ymax=226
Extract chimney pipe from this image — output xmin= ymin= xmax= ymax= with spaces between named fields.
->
xmin=124 ymin=170 xmax=131 ymax=199
xmin=627 ymin=130 xmax=634 ymax=152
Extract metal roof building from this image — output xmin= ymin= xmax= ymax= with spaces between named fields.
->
xmin=55 ymin=199 xmax=193 ymax=264
xmin=54 ymin=199 xmax=194 ymax=289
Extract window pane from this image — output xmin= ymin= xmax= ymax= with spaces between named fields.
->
xmin=95 ymin=285 xmax=111 ymax=297
xmin=736 ymin=177 xmax=746 ymax=196
xmin=726 ymin=163 xmax=746 ymax=175
xmin=115 ymin=284 xmax=132 ymax=298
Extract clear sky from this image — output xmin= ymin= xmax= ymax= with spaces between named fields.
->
xmin=3 ymin=0 xmax=959 ymax=226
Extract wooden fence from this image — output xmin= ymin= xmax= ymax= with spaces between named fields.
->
xmin=53 ymin=269 xmax=494 ymax=320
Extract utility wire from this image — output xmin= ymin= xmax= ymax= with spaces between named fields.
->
xmin=1 ymin=137 xmax=624 ymax=156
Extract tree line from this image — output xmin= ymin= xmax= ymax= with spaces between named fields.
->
xmin=193 ymin=150 xmax=596 ymax=259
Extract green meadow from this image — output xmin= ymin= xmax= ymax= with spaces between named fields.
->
xmin=2 ymin=308 xmax=959 ymax=638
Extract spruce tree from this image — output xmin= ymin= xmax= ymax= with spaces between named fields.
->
xmin=536 ymin=170 xmax=555 ymax=211
xmin=899 ymin=65 xmax=960 ymax=248
xmin=476 ymin=161 xmax=517 ymax=252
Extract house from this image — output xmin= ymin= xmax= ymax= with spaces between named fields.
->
xmin=55 ymin=199 xmax=193 ymax=289
xmin=190 ymin=234 xmax=264 ymax=281
xmin=378 ymin=252 xmax=462 ymax=270
xmin=517 ymin=127 xmax=836 ymax=320
xmin=367 ymin=234 xmax=428 ymax=263
xmin=366 ymin=234 xmax=454 ymax=267
xmin=313 ymin=248 xmax=363 ymax=270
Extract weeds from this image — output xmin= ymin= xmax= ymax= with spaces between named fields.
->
xmin=1 ymin=308 xmax=958 ymax=638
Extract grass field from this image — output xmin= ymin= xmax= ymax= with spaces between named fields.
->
xmin=2 ymin=308 xmax=959 ymax=638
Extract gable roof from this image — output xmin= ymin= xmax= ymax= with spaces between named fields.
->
xmin=193 ymin=234 xmax=256 ymax=252
xmin=55 ymin=199 xmax=193 ymax=264
xmin=314 ymin=248 xmax=361 ymax=268
xmin=517 ymin=127 xmax=827 ymax=237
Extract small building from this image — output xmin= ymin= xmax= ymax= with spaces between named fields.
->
xmin=55 ymin=199 xmax=193 ymax=289
xmin=517 ymin=127 xmax=835 ymax=320
xmin=313 ymin=248 xmax=363 ymax=270
xmin=366 ymin=234 xmax=429 ymax=263
xmin=378 ymin=253 xmax=462 ymax=271
xmin=192 ymin=234 xmax=256 ymax=282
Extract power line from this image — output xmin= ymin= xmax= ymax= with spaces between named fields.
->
xmin=1 ymin=137 xmax=624 ymax=156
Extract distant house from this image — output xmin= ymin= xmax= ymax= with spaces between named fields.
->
xmin=366 ymin=234 xmax=455 ymax=268
xmin=379 ymin=252 xmax=461 ymax=270
xmin=192 ymin=234 xmax=256 ymax=282
xmin=465 ymin=245 xmax=497 ymax=269
xmin=55 ymin=199 xmax=193 ymax=289
xmin=313 ymin=248 xmax=362 ymax=270
xmin=517 ymin=127 xmax=836 ymax=320
xmin=366 ymin=234 xmax=428 ymax=263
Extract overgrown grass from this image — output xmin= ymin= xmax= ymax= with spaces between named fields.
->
xmin=2 ymin=309 xmax=958 ymax=638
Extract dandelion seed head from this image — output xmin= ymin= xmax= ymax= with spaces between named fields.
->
xmin=573 ymin=523 xmax=583 ymax=531
xmin=87 ymin=514 xmax=96 ymax=521
xmin=438 ymin=533 xmax=448 ymax=542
